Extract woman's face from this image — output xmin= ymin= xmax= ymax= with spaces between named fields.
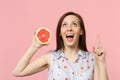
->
xmin=60 ymin=15 xmax=83 ymax=48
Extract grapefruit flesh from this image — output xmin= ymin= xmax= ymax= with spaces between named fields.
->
xmin=35 ymin=27 xmax=51 ymax=44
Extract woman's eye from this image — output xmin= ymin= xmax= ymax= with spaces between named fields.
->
xmin=62 ymin=23 xmax=67 ymax=27
xmin=72 ymin=23 xmax=77 ymax=27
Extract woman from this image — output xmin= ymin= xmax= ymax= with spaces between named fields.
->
xmin=13 ymin=12 xmax=108 ymax=80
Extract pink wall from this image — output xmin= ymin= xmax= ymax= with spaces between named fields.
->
xmin=0 ymin=0 xmax=120 ymax=80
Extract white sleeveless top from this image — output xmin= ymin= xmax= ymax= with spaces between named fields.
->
xmin=48 ymin=50 xmax=95 ymax=80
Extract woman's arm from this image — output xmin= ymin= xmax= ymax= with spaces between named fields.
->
xmin=93 ymin=36 xmax=109 ymax=80
xmin=13 ymin=33 xmax=51 ymax=77
xmin=13 ymin=45 xmax=50 ymax=77
xmin=94 ymin=60 xmax=109 ymax=80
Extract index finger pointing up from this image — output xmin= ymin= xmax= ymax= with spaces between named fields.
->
xmin=95 ymin=35 xmax=100 ymax=49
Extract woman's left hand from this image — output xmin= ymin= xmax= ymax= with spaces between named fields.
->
xmin=93 ymin=35 xmax=106 ymax=63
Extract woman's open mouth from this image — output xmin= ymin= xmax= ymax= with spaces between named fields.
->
xmin=66 ymin=34 xmax=74 ymax=42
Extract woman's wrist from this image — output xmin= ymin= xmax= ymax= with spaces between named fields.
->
xmin=31 ymin=43 xmax=42 ymax=49
xmin=31 ymin=41 xmax=42 ymax=48
xmin=96 ymin=60 xmax=106 ymax=67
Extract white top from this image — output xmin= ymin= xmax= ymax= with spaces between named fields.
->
xmin=48 ymin=50 xmax=95 ymax=80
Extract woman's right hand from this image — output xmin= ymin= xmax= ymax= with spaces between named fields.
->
xmin=32 ymin=27 xmax=51 ymax=48
xmin=32 ymin=30 xmax=46 ymax=48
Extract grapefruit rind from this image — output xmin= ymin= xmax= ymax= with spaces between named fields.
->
xmin=35 ymin=27 xmax=52 ymax=44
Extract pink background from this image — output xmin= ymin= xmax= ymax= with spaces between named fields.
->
xmin=0 ymin=0 xmax=120 ymax=80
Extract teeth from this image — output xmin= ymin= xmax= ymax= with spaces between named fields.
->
xmin=66 ymin=34 xmax=74 ymax=36
xmin=66 ymin=34 xmax=74 ymax=38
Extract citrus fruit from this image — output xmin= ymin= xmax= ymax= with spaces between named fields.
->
xmin=35 ymin=27 xmax=52 ymax=44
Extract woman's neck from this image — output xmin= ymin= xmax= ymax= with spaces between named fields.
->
xmin=63 ymin=46 xmax=79 ymax=58
xmin=62 ymin=46 xmax=79 ymax=64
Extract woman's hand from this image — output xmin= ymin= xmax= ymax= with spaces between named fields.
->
xmin=32 ymin=30 xmax=46 ymax=48
xmin=32 ymin=35 xmax=42 ymax=48
xmin=32 ymin=27 xmax=51 ymax=48
xmin=93 ymin=35 xmax=106 ymax=63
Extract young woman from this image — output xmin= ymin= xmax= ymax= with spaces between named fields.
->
xmin=13 ymin=12 xmax=108 ymax=80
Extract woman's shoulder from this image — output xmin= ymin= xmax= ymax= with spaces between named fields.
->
xmin=85 ymin=51 xmax=95 ymax=62
xmin=43 ymin=49 xmax=63 ymax=66
xmin=42 ymin=50 xmax=59 ymax=57
xmin=80 ymin=50 xmax=95 ymax=58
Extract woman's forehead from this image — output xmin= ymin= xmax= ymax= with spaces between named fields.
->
xmin=62 ymin=15 xmax=79 ymax=23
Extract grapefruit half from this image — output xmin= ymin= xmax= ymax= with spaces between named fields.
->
xmin=35 ymin=27 xmax=52 ymax=45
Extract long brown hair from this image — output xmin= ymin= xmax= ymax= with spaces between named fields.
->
xmin=55 ymin=11 xmax=88 ymax=51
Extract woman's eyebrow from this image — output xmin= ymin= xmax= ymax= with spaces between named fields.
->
xmin=72 ymin=21 xmax=79 ymax=23
xmin=62 ymin=21 xmax=67 ymax=24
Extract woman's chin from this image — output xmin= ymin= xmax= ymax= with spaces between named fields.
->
xmin=65 ymin=42 xmax=76 ymax=47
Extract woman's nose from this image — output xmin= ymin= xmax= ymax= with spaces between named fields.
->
xmin=67 ymin=25 xmax=72 ymax=31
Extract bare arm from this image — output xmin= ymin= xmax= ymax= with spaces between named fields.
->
xmin=13 ymin=45 xmax=50 ymax=77
xmin=93 ymin=36 xmax=109 ymax=80
xmin=94 ymin=60 xmax=109 ymax=80
xmin=13 ymin=32 xmax=51 ymax=77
